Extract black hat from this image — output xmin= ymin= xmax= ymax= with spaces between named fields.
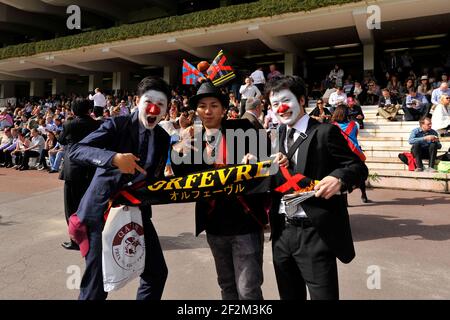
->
xmin=189 ymin=80 xmax=229 ymax=110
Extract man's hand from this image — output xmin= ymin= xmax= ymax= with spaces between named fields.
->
xmin=112 ymin=153 xmax=146 ymax=175
xmin=314 ymin=176 xmax=342 ymax=199
xmin=241 ymin=153 xmax=257 ymax=164
xmin=272 ymin=152 xmax=289 ymax=167
xmin=172 ymin=126 xmax=197 ymax=154
xmin=424 ymin=135 xmax=438 ymax=142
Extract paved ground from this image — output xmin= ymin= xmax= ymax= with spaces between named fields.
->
xmin=0 ymin=168 xmax=449 ymax=300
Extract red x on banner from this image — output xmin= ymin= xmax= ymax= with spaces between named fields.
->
xmin=274 ymin=166 xmax=307 ymax=193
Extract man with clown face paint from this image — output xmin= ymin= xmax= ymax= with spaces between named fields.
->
xmin=69 ymin=76 xmax=172 ymax=300
xmin=266 ymin=76 xmax=368 ymax=300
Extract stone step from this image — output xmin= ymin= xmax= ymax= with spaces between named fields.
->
xmin=367 ymin=169 xmax=450 ymax=193
xmin=359 ymin=137 xmax=450 ymax=149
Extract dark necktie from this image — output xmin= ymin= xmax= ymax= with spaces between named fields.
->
xmin=138 ymin=130 xmax=150 ymax=168
xmin=286 ymin=127 xmax=296 ymax=153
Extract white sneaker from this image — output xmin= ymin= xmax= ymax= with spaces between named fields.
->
xmin=425 ymin=167 xmax=437 ymax=173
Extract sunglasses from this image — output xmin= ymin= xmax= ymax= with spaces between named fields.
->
xmin=317 ymin=102 xmax=323 ymax=105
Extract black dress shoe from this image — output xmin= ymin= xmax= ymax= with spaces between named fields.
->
xmin=61 ymin=241 xmax=80 ymax=251
xmin=361 ymin=196 xmax=371 ymax=203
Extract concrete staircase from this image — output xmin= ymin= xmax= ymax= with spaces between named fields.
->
xmin=306 ymin=105 xmax=450 ymax=193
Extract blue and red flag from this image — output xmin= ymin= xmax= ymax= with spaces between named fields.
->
xmin=333 ymin=121 xmax=366 ymax=161
xmin=182 ymin=59 xmax=205 ymax=85
xmin=206 ymin=50 xmax=235 ymax=86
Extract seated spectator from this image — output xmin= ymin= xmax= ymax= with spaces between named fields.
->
xmin=228 ymin=92 xmax=239 ymax=108
xmin=365 ymin=80 xmax=381 ymax=105
xmin=19 ymin=128 xmax=45 ymax=171
xmin=408 ymin=117 xmax=441 ymax=172
xmin=111 ymin=106 xmax=121 ymax=117
xmin=350 ymin=80 xmax=366 ymax=106
xmin=417 ymin=75 xmax=433 ymax=103
xmin=328 ymin=85 xmax=347 ymax=112
xmin=48 ymin=142 xmax=64 ymax=173
xmin=37 ymin=130 xmax=57 ymax=170
xmin=1 ymin=127 xmax=18 ymax=167
xmin=431 ymin=82 xmax=450 ymax=109
xmin=227 ymin=107 xmax=240 ymax=120
xmin=343 ymin=78 xmax=353 ymax=95
xmin=437 ymin=72 xmax=450 ymax=87
xmin=402 ymin=88 xmax=431 ymax=121
xmin=11 ymin=129 xmax=30 ymax=169
xmin=0 ymin=127 xmax=13 ymax=165
xmin=309 ymin=82 xmax=323 ymax=100
xmin=321 ymin=81 xmax=336 ymax=105
xmin=404 ymin=78 xmax=416 ymax=96
xmin=378 ymin=88 xmax=401 ymax=121
xmin=45 ymin=115 xmax=57 ymax=132
xmin=102 ymin=109 xmax=111 ymax=118
xmin=0 ymin=109 xmax=14 ymax=130
xmin=347 ymin=97 xmax=365 ymax=129
xmin=386 ymin=75 xmax=404 ymax=101
xmin=118 ymin=99 xmax=130 ymax=116
xmin=309 ymin=99 xmax=331 ymax=123
xmin=431 ymin=94 xmax=450 ymax=137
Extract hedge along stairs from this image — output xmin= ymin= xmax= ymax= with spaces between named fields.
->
xmin=0 ymin=0 xmax=362 ymax=60
xmin=305 ymin=105 xmax=450 ymax=193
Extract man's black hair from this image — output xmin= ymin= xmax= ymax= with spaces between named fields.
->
xmin=72 ymin=100 xmax=91 ymax=117
xmin=137 ymin=76 xmax=171 ymax=101
xmin=264 ymin=75 xmax=306 ymax=101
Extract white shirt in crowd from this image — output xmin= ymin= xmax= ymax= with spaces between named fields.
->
xmin=239 ymin=84 xmax=261 ymax=100
xmin=29 ymin=135 xmax=46 ymax=154
xmin=328 ymin=91 xmax=348 ymax=106
xmin=250 ymin=70 xmax=266 ymax=85
xmin=278 ymin=114 xmax=310 ymax=218
xmin=431 ymin=104 xmax=450 ymax=132
xmin=89 ymin=92 xmax=106 ymax=107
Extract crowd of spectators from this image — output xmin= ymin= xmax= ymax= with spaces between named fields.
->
xmin=1 ymin=59 xmax=449 ymax=173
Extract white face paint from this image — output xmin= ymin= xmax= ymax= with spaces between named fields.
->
xmin=269 ymin=89 xmax=304 ymax=126
xmin=138 ymin=90 xmax=168 ymax=129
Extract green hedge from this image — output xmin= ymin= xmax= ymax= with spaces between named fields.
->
xmin=0 ymin=0 xmax=360 ymax=60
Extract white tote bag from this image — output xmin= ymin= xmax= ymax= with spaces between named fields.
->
xmin=102 ymin=205 xmax=146 ymax=292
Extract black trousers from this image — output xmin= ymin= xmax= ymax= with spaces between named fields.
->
xmin=239 ymin=99 xmax=247 ymax=117
xmin=272 ymin=221 xmax=338 ymax=300
xmin=411 ymin=142 xmax=438 ymax=169
xmin=79 ymin=215 xmax=167 ymax=300
xmin=64 ymin=180 xmax=91 ymax=224
xmin=93 ymin=106 xmax=104 ymax=118
xmin=21 ymin=150 xmax=40 ymax=168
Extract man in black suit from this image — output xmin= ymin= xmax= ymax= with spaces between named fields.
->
xmin=266 ymin=76 xmax=368 ymax=300
xmin=58 ymin=100 xmax=100 ymax=250
xmin=241 ymin=97 xmax=264 ymax=130
xmin=69 ymin=77 xmax=171 ymax=300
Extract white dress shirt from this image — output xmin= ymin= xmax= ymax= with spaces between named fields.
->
xmin=89 ymin=92 xmax=106 ymax=107
xmin=239 ymin=85 xmax=261 ymax=100
xmin=250 ymin=70 xmax=266 ymax=85
xmin=279 ymin=114 xmax=310 ymax=218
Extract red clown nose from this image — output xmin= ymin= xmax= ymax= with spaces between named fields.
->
xmin=146 ymin=103 xmax=160 ymax=116
xmin=277 ymin=104 xmax=290 ymax=114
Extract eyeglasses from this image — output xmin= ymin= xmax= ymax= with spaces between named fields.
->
xmin=445 ymin=97 xmax=450 ymax=100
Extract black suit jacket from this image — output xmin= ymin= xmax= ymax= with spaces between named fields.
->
xmin=270 ymin=118 xmax=368 ymax=263
xmin=58 ymin=115 xmax=100 ymax=181
xmin=69 ymin=112 xmax=170 ymax=225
